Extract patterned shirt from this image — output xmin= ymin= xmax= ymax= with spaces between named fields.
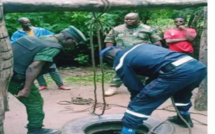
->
xmin=104 ymin=23 xmax=161 ymax=49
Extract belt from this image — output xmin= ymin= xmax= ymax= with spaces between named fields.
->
xmin=160 ymin=56 xmax=194 ymax=73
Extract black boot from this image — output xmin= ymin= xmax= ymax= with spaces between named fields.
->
xmin=168 ymin=114 xmax=193 ymax=128
xmin=27 ymin=128 xmax=61 ymax=134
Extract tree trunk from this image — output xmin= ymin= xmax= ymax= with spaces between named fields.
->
xmin=2 ymin=0 xmax=207 ymax=13
xmin=0 ymin=0 xmax=13 ymax=133
xmin=194 ymin=7 xmax=207 ymax=111
xmin=189 ymin=8 xmax=204 ymax=59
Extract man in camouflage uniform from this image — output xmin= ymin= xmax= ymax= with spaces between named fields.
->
xmin=104 ymin=13 xmax=161 ymax=96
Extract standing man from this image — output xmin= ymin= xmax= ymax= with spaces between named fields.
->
xmin=164 ymin=16 xmax=197 ymax=55
xmin=100 ymin=44 xmax=206 ymax=134
xmin=11 ymin=17 xmax=70 ymax=90
xmin=10 ymin=17 xmax=54 ymax=44
xmin=104 ymin=13 xmax=161 ymax=96
xmin=9 ymin=26 xmax=86 ymax=134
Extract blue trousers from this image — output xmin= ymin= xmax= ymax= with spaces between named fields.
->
xmin=122 ymin=60 xmax=207 ymax=129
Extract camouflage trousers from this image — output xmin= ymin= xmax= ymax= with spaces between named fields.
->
xmin=109 ymin=73 xmax=146 ymax=88
xmin=109 ymin=73 xmax=123 ymax=88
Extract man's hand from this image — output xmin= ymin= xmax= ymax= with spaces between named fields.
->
xmin=179 ymin=25 xmax=195 ymax=41
xmin=15 ymin=88 xmax=30 ymax=98
xmin=178 ymin=25 xmax=186 ymax=30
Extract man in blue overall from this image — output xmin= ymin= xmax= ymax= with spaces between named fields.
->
xmin=9 ymin=25 xmax=86 ymax=134
xmin=100 ymin=44 xmax=206 ymax=134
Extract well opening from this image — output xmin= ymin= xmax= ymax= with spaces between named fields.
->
xmin=61 ymin=114 xmax=174 ymax=134
xmin=84 ymin=121 xmax=149 ymax=134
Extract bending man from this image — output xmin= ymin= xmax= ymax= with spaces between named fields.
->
xmin=100 ymin=44 xmax=206 ymax=134
xmin=9 ymin=26 xmax=86 ymax=134
xmin=11 ymin=17 xmax=70 ymax=90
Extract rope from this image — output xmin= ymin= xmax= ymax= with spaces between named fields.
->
xmin=170 ymin=97 xmax=192 ymax=134
xmin=156 ymin=105 xmax=207 ymax=127
xmin=60 ymin=0 xmax=115 ymax=116
xmin=149 ymin=98 xmax=193 ymax=134
xmin=57 ymin=97 xmax=207 ymax=129
xmin=57 ymin=97 xmax=94 ymax=105
xmin=149 ymin=97 xmax=207 ymax=134
xmin=57 ymin=97 xmax=127 ymax=114
xmin=89 ymin=14 xmax=105 ymax=116
xmin=149 ymin=119 xmax=174 ymax=134
xmin=89 ymin=0 xmax=112 ymax=116
xmin=157 ymin=105 xmax=207 ymax=117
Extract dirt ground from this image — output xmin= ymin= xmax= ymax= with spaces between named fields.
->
xmin=4 ymin=67 xmax=207 ymax=134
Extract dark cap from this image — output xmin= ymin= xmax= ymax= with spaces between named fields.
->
xmin=100 ymin=46 xmax=121 ymax=66
xmin=100 ymin=46 xmax=119 ymax=58
xmin=61 ymin=26 xmax=86 ymax=42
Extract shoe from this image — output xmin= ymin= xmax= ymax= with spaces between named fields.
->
xmin=27 ymin=128 xmax=61 ymax=134
xmin=121 ymin=126 xmax=136 ymax=134
xmin=59 ymin=85 xmax=71 ymax=90
xmin=39 ymin=86 xmax=48 ymax=91
xmin=168 ymin=114 xmax=193 ymax=128
xmin=105 ymin=87 xmax=117 ymax=96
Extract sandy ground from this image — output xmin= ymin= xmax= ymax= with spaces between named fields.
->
xmin=3 ymin=68 xmax=207 ymax=134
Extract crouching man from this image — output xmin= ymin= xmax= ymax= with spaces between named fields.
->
xmin=9 ymin=26 xmax=86 ymax=134
xmin=100 ymin=44 xmax=206 ymax=134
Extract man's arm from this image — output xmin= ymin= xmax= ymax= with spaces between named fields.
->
xmin=164 ymin=26 xmax=196 ymax=44
xmin=117 ymin=67 xmax=144 ymax=100
xmin=165 ymin=38 xmax=187 ymax=44
xmin=104 ymin=29 xmax=116 ymax=47
xmin=154 ymin=41 xmax=162 ymax=46
xmin=149 ymin=28 xmax=162 ymax=46
xmin=15 ymin=61 xmax=45 ymax=97
xmin=164 ymin=29 xmax=187 ymax=44
xmin=179 ymin=26 xmax=196 ymax=41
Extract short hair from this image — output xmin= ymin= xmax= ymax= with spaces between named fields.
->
xmin=18 ymin=17 xmax=30 ymax=23
xmin=173 ymin=16 xmax=187 ymax=22
xmin=125 ymin=13 xmax=140 ymax=20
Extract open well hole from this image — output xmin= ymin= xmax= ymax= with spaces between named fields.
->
xmin=84 ymin=121 xmax=149 ymax=134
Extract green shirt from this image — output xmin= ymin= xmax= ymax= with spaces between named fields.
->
xmin=33 ymin=36 xmax=61 ymax=62
xmin=104 ymin=23 xmax=161 ymax=49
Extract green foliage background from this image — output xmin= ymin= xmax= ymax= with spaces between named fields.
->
xmin=5 ymin=7 xmax=204 ymax=67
